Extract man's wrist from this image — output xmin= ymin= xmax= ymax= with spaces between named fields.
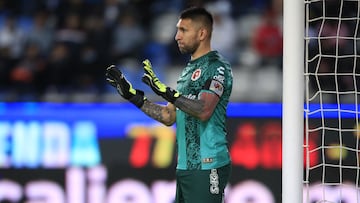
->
xmin=129 ymin=89 xmax=147 ymax=108
xmin=163 ymin=87 xmax=180 ymax=103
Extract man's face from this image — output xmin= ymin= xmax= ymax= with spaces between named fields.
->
xmin=175 ymin=18 xmax=201 ymax=55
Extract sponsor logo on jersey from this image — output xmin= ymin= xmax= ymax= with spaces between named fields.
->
xmin=191 ymin=69 xmax=202 ymax=81
xmin=209 ymin=79 xmax=224 ymax=97
xmin=185 ymin=94 xmax=197 ymax=100
xmin=217 ymin=66 xmax=225 ymax=75
xmin=213 ymin=75 xmax=225 ymax=83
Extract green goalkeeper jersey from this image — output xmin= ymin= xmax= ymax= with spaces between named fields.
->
xmin=175 ymin=51 xmax=233 ymax=170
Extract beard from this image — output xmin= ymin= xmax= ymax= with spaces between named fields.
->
xmin=178 ymin=41 xmax=200 ymax=55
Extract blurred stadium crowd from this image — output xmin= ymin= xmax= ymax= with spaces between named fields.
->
xmin=0 ymin=0 xmax=283 ymax=102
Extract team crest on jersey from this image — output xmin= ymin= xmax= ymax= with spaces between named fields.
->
xmin=191 ymin=69 xmax=202 ymax=81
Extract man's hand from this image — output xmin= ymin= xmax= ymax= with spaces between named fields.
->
xmin=142 ymin=59 xmax=180 ymax=103
xmin=106 ymin=65 xmax=146 ymax=108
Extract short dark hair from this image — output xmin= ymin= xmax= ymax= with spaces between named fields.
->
xmin=180 ymin=7 xmax=213 ymax=31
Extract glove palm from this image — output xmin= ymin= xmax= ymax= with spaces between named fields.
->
xmin=106 ymin=65 xmax=146 ymax=108
xmin=142 ymin=59 xmax=180 ymax=103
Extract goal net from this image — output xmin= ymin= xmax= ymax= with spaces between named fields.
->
xmin=304 ymin=0 xmax=360 ymax=202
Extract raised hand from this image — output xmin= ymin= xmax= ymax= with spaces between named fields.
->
xmin=142 ymin=59 xmax=180 ymax=103
xmin=106 ymin=65 xmax=146 ymax=108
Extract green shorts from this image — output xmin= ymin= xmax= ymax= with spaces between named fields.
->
xmin=175 ymin=164 xmax=231 ymax=203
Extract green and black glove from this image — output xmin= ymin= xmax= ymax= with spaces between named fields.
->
xmin=106 ymin=65 xmax=146 ymax=108
xmin=141 ymin=59 xmax=180 ymax=103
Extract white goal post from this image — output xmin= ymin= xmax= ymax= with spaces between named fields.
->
xmin=282 ymin=0 xmax=304 ymax=203
xmin=286 ymin=0 xmax=360 ymax=203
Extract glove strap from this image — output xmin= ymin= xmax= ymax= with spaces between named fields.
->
xmin=129 ymin=89 xmax=146 ymax=108
xmin=164 ymin=87 xmax=180 ymax=103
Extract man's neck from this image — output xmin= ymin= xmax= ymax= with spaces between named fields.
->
xmin=191 ymin=43 xmax=212 ymax=60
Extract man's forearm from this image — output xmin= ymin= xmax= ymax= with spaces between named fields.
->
xmin=140 ymin=100 xmax=175 ymax=126
xmin=173 ymin=92 xmax=219 ymax=121
xmin=174 ymin=96 xmax=205 ymax=117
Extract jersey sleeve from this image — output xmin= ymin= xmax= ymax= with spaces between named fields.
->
xmin=202 ymin=65 xmax=229 ymax=97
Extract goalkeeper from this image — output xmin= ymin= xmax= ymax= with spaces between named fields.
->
xmin=106 ymin=7 xmax=233 ymax=203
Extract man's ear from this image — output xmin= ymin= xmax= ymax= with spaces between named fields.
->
xmin=199 ymin=28 xmax=208 ymax=41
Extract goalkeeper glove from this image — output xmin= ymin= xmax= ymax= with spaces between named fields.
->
xmin=105 ymin=65 xmax=146 ymax=108
xmin=141 ymin=59 xmax=180 ymax=103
